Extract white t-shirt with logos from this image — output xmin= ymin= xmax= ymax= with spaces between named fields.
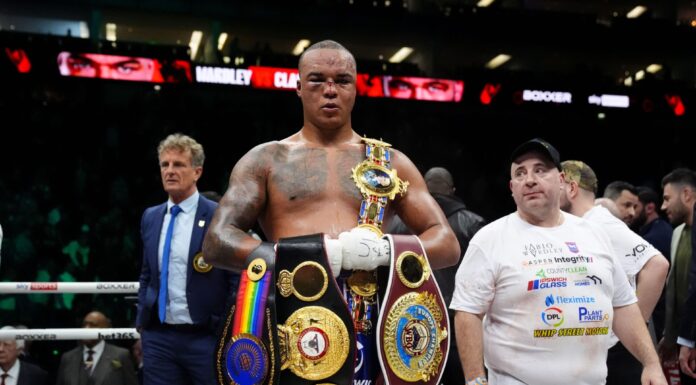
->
xmin=584 ymin=205 xmax=659 ymax=346
xmin=584 ymin=205 xmax=659 ymax=288
xmin=450 ymin=211 xmax=637 ymax=385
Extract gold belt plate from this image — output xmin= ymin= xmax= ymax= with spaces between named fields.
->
xmin=277 ymin=306 xmax=350 ymax=381
xmin=347 ymin=270 xmax=378 ymax=297
xmin=351 ymin=160 xmax=408 ymax=200
xmin=383 ymin=292 xmax=447 ymax=382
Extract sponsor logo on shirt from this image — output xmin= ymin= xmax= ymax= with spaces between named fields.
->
xmin=573 ymin=275 xmax=602 ymax=287
xmin=578 ymin=307 xmax=610 ymax=323
xmin=553 ymin=255 xmax=594 ymax=264
xmin=545 ymin=266 xmax=588 ymax=275
xmin=522 ymin=258 xmax=556 ymax=267
xmin=527 ymin=277 xmax=568 ymax=291
xmin=565 ymin=242 xmax=579 ymax=253
xmin=533 ymin=327 xmax=609 ymax=338
xmin=522 ymin=243 xmax=564 ymax=257
xmin=552 ymin=295 xmax=596 ymax=304
xmin=541 ymin=295 xmax=564 ymax=327
xmin=626 ymin=244 xmax=649 ymax=259
xmin=534 ymin=296 xmax=608 ymax=338
xmin=522 ymin=255 xmax=595 ymax=268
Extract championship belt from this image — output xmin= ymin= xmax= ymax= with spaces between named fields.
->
xmin=275 ymin=234 xmax=356 ymax=385
xmin=215 ymin=243 xmax=279 ymax=385
xmin=377 ymin=235 xmax=449 ymax=385
xmin=352 ymin=137 xmax=408 ymax=236
xmin=349 ymin=137 xmax=409 ymax=383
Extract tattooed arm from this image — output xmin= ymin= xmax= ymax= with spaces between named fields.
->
xmin=391 ymin=150 xmax=459 ymax=269
xmin=203 ymin=143 xmax=275 ymax=272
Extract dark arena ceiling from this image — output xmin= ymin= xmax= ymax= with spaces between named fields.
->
xmin=1 ymin=0 xmax=695 ymax=86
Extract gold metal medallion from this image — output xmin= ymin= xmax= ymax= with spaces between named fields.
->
xmin=347 ymin=270 xmax=378 ymax=297
xmin=247 ymin=258 xmax=267 ymax=282
xmin=193 ymin=252 xmax=213 ymax=273
xmin=383 ymin=292 xmax=447 ymax=382
xmin=277 ymin=261 xmax=328 ymax=302
xmin=396 ymin=251 xmax=430 ymax=289
xmin=277 ymin=306 xmax=350 ymax=380
xmin=351 ymin=161 xmax=408 ymax=200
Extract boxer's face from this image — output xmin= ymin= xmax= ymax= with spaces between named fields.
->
xmin=297 ymin=48 xmax=356 ymax=131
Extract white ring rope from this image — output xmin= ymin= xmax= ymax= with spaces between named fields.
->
xmin=0 ymin=328 xmax=140 ymax=340
xmin=0 ymin=282 xmax=140 ymax=341
xmin=0 ymin=282 xmax=139 ymax=293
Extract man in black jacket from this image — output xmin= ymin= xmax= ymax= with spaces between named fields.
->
xmin=387 ymin=166 xmax=485 ymax=385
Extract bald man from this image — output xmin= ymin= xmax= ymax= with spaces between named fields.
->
xmin=56 ymin=311 xmax=137 ymax=385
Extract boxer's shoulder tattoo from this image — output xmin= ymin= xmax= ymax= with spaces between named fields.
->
xmin=270 ymin=146 xmax=328 ymax=200
xmin=223 ymin=142 xmax=278 ymax=228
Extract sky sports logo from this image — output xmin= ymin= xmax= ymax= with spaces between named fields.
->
xmin=528 ymin=277 xmax=567 ymax=291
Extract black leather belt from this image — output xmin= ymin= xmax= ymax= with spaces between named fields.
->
xmin=274 ymin=234 xmax=356 ymax=385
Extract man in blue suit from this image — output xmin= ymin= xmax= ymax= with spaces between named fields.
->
xmin=136 ymin=133 xmax=234 ymax=385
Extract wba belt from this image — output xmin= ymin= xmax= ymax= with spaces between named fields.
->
xmin=377 ymin=235 xmax=450 ymax=385
xmin=275 ymin=234 xmax=356 ymax=385
xmin=216 ymin=243 xmax=279 ymax=385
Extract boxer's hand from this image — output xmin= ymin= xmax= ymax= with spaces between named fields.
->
xmin=338 ymin=227 xmax=391 ymax=271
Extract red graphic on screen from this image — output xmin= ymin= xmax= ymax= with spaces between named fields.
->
xmin=356 ymin=74 xmax=385 ymax=97
xmin=665 ymin=94 xmax=685 ymax=116
xmin=381 ymin=76 xmax=464 ymax=102
xmin=5 ymin=48 xmax=31 ymax=73
xmin=248 ymin=66 xmax=299 ymax=90
xmin=480 ymin=83 xmax=501 ymax=105
xmin=57 ymin=52 xmax=191 ymax=83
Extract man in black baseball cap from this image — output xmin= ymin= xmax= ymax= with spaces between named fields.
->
xmin=510 ymin=138 xmax=562 ymax=171
xmin=451 ymin=137 xmax=668 ymax=385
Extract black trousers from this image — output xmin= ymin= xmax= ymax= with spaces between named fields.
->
xmin=440 ymin=310 xmax=464 ymax=385
xmin=606 ymin=341 xmax=642 ymax=385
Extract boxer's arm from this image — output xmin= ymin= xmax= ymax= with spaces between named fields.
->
xmin=203 ymin=143 xmax=276 ymax=273
xmin=391 ymin=150 xmax=460 ymax=269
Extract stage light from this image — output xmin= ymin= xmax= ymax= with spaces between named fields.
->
xmin=292 ymin=39 xmax=311 ymax=56
xmin=105 ymin=23 xmax=117 ymax=41
xmin=218 ymin=33 xmax=228 ymax=51
xmin=388 ymin=47 xmax=413 ymax=63
xmin=485 ymin=54 xmax=510 ymax=69
xmin=646 ymin=64 xmax=662 ymax=73
xmin=189 ymin=30 xmax=203 ymax=60
xmin=626 ymin=6 xmax=647 ymax=19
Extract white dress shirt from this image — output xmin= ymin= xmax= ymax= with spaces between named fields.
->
xmin=158 ymin=191 xmax=198 ymax=324
xmin=2 ymin=358 xmax=20 ymax=385
xmin=83 ymin=340 xmax=105 ymax=375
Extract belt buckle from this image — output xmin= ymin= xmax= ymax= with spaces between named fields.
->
xmin=347 ymin=270 xmax=377 ymax=297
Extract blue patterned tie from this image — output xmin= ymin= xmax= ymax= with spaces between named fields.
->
xmin=158 ymin=205 xmax=182 ymax=323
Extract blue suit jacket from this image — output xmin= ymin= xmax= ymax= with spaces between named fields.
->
xmin=136 ymin=195 xmax=233 ymax=331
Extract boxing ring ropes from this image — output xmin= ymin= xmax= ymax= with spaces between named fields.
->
xmin=0 ymin=282 xmax=140 ymax=340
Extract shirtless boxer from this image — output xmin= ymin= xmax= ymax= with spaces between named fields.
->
xmin=203 ymin=40 xmax=459 ymax=384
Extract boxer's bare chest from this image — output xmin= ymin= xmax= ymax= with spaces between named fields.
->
xmin=267 ymin=144 xmax=364 ymax=205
